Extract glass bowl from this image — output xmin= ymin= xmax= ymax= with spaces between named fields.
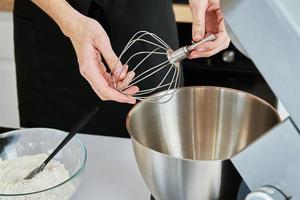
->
xmin=0 ymin=128 xmax=87 ymax=200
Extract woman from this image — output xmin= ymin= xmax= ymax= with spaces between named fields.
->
xmin=13 ymin=0 xmax=229 ymax=137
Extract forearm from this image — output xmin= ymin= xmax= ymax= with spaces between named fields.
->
xmin=31 ymin=0 xmax=83 ymax=37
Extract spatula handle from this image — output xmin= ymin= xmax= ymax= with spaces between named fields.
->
xmin=41 ymin=106 xmax=99 ymax=170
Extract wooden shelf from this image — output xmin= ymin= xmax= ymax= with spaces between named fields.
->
xmin=173 ymin=3 xmax=192 ymax=23
xmin=0 ymin=0 xmax=14 ymax=12
xmin=0 ymin=1 xmax=192 ymax=23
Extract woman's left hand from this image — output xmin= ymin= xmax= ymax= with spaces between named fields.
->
xmin=189 ymin=0 xmax=230 ymax=58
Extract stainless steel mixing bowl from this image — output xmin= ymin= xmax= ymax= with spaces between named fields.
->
xmin=126 ymin=86 xmax=281 ymax=200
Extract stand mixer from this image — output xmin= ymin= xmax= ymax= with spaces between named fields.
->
xmin=126 ymin=1 xmax=300 ymax=200
xmin=221 ymin=0 xmax=300 ymax=199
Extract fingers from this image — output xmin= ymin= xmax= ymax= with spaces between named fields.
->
xmin=189 ymin=32 xmax=229 ymax=58
xmin=72 ymin=19 xmax=138 ymax=104
xmin=123 ymin=86 xmax=139 ymax=96
xmin=89 ymin=73 xmax=137 ymax=104
xmin=93 ymin=33 xmax=123 ymax=74
xmin=96 ymin=53 xmax=107 ymax=73
xmin=189 ymin=19 xmax=230 ymax=58
xmin=80 ymin=53 xmax=136 ymax=104
xmin=114 ymin=64 xmax=128 ymax=81
xmin=101 ymin=87 xmax=137 ymax=104
xmin=189 ymin=0 xmax=209 ymax=41
xmin=103 ymin=72 xmax=112 ymax=85
xmin=188 ymin=0 xmax=230 ymax=59
xmin=197 ymin=32 xmax=229 ymax=52
xmin=117 ymin=71 xmax=135 ymax=91
xmin=93 ymin=31 xmax=130 ymax=86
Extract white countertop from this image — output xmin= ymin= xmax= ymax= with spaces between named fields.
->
xmin=72 ymin=134 xmax=150 ymax=200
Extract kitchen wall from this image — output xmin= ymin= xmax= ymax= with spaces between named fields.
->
xmin=0 ymin=12 xmax=19 ymax=128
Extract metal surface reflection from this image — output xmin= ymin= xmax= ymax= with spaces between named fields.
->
xmin=127 ymin=86 xmax=280 ymax=200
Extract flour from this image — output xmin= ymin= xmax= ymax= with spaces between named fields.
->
xmin=0 ymin=154 xmax=75 ymax=200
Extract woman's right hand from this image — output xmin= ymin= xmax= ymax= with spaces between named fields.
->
xmin=64 ymin=14 xmax=139 ymax=104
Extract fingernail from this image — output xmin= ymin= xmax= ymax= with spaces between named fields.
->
xmin=114 ymin=67 xmax=123 ymax=77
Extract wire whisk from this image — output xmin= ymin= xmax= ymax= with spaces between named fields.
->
xmin=112 ymin=31 xmax=216 ymax=103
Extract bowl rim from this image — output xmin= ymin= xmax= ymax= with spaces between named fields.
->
xmin=126 ymin=86 xmax=281 ymax=162
xmin=0 ymin=127 xmax=87 ymax=196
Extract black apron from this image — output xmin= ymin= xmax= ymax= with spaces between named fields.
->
xmin=13 ymin=0 xmax=179 ymax=137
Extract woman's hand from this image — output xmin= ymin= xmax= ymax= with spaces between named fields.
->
xmin=66 ymin=15 xmax=139 ymax=104
xmin=31 ymin=0 xmax=138 ymax=104
xmin=189 ymin=0 xmax=230 ymax=58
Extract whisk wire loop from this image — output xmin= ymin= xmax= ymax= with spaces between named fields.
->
xmin=111 ymin=31 xmax=215 ymax=103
